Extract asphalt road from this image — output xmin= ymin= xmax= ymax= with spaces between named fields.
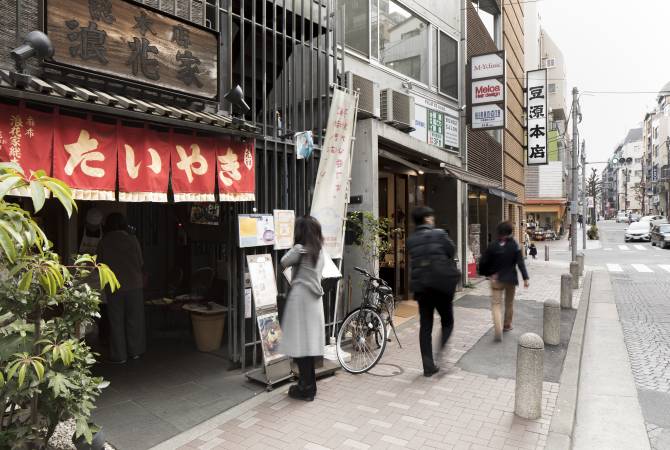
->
xmin=588 ymin=221 xmax=670 ymax=449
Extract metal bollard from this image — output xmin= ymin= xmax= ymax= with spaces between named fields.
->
xmin=576 ymin=253 xmax=584 ymax=276
xmin=560 ymin=274 xmax=573 ymax=309
xmin=544 ymin=244 xmax=549 ymax=261
xmin=569 ymin=262 xmax=579 ymax=289
xmin=543 ymin=299 xmax=561 ymax=346
xmin=515 ymin=333 xmax=544 ymax=419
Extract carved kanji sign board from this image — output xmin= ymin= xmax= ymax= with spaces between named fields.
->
xmin=46 ymin=0 xmax=218 ymax=98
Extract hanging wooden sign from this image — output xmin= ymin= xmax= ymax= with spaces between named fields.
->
xmin=45 ymin=0 xmax=218 ymax=98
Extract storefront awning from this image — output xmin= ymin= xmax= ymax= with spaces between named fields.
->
xmin=488 ymin=187 xmax=520 ymax=204
xmin=0 ymin=70 xmax=259 ymax=137
xmin=442 ymin=166 xmax=501 ymax=190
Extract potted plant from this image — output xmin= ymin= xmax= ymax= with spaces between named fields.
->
xmin=0 ymin=163 xmax=118 ymax=449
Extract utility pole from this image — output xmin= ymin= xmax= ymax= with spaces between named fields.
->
xmin=581 ymin=141 xmax=586 ymax=249
xmin=571 ymin=87 xmax=579 ymax=262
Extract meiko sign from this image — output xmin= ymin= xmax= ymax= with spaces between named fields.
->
xmin=472 ymin=78 xmax=504 ymax=105
xmin=471 ymin=52 xmax=504 ymax=80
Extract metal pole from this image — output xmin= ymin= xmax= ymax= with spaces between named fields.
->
xmin=571 ymin=87 xmax=579 ymax=262
xmin=459 ymin=0 xmax=469 ymax=285
xmin=581 ymin=141 xmax=586 ymax=249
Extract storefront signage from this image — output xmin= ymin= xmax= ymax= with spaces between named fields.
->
xmin=410 ymin=105 xmax=427 ymax=142
xmin=411 ymin=97 xmax=460 ymax=151
xmin=526 ymin=69 xmax=548 ymax=166
xmin=310 ymin=88 xmax=358 ymax=259
xmin=273 ymin=209 xmax=295 ymax=250
xmin=471 ymin=78 xmax=504 ymax=105
xmin=471 ymin=104 xmax=504 ymax=129
xmin=0 ymin=104 xmax=255 ymax=201
xmin=427 ymin=110 xmax=445 ymax=147
xmin=444 ymin=114 xmax=459 ymax=149
xmin=471 ymin=52 xmax=504 ymax=80
xmin=246 ymin=254 xmax=279 ymax=310
xmin=238 ymin=214 xmax=275 ymax=248
xmin=46 ymin=0 xmax=218 ymax=98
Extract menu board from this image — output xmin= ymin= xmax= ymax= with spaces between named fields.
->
xmin=238 ymin=214 xmax=275 ymax=247
xmin=246 ymin=254 xmax=279 ymax=310
xmin=273 ymin=210 xmax=295 ymax=250
xmin=257 ymin=312 xmax=284 ymax=363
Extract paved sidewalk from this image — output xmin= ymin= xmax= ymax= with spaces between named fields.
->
xmin=154 ymin=260 xmax=579 ymax=450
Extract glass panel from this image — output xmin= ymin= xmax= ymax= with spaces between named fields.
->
xmin=379 ymin=0 xmax=429 ymax=83
xmin=439 ymin=31 xmax=458 ymax=98
xmin=371 ymin=0 xmax=379 ymax=59
xmin=433 ymin=28 xmax=438 ymax=87
xmin=340 ymin=0 xmax=370 ymax=56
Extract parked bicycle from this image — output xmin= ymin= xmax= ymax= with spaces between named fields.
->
xmin=336 ymin=266 xmax=401 ymax=373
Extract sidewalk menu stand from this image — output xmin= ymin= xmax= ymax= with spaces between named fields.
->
xmin=244 ymin=254 xmax=293 ymax=389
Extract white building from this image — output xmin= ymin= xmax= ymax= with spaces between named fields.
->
xmin=614 ymin=127 xmax=644 ymax=213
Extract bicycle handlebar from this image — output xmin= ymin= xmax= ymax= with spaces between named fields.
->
xmin=353 ymin=266 xmax=387 ymax=286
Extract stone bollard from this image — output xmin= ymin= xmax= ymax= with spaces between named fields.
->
xmin=577 ymin=253 xmax=585 ymax=276
xmin=560 ymin=274 xmax=573 ymax=309
xmin=543 ymin=299 xmax=561 ymax=346
xmin=544 ymin=244 xmax=549 ymax=261
xmin=515 ymin=333 xmax=544 ymax=419
xmin=569 ymin=262 xmax=579 ymax=289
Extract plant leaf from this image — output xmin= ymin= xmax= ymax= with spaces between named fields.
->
xmin=17 ymin=363 xmax=26 ymax=387
xmin=29 ymin=180 xmax=46 ymax=212
xmin=31 ymin=359 xmax=44 ymax=381
xmin=0 ymin=175 xmax=24 ymax=199
xmin=18 ymin=269 xmax=33 ymax=291
xmin=0 ymin=224 xmax=17 ymax=262
xmin=42 ymin=179 xmax=75 ymax=217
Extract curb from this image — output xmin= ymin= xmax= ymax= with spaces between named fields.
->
xmin=545 ymin=270 xmax=593 ymax=450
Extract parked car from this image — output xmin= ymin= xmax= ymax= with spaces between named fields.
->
xmin=629 ymin=213 xmax=641 ymax=222
xmin=651 ymin=223 xmax=670 ymax=248
xmin=640 ymin=215 xmax=664 ymax=223
xmin=533 ymin=229 xmax=546 ymax=241
xmin=544 ymin=229 xmax=557 ymax=240
xmin=616 ymin=212 xmax=628 ymax=223
xmin=625 ymin=221 xmax=651 ymax=242
xmin=651 ymin=217 xmax=668 ymax=227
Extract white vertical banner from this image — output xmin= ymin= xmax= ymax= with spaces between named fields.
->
xmin=310 ymin=88 xmax=359 ymax=259
xmin=526 ymin=69 xmax=548 ymax=165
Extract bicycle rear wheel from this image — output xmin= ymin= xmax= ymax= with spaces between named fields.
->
xmin=336 ymin=307 xmax=387 ymax=374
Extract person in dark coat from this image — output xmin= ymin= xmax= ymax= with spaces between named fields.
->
xmin=279 ymin=216 xmax=325 ymax=401
xmin=529 ymin=243 xmax=538 ymax=259
xmin=406 ymin=206 xmax=459 ymax=377
xmin=480 ymin=221 xmax=530 ymax=341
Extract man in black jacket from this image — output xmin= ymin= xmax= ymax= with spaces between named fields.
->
xmin=406 ymin=206 xmax=458 ymax=377
xmin=480 ymin=221 xmax=530 ymax=341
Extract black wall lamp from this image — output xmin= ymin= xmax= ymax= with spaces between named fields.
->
xmin=9 ymin=31 xmax=54 ymax=87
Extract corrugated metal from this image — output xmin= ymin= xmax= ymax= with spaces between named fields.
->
xmin=538 ymin=162 xmax=563 ymax=197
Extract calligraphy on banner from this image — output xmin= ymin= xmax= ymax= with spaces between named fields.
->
xmin=53 ymin=115 xmax=118 ymax=200
xmin=216 ymin=140 xmax=255 ymax=202
xmin=118 ymin=126 xmax=171 ymax=202
xmin=46 ymin=0 xmax=218 ymax=98
xmin=310 ymin=88 xmax=358 ymax=259
xmin=171 ymin=133 xmax=216 ymax=202
xmin=526 ymin=69 xmax=548 ymax=166
xmin=0 ymin=105 xmax=53 ymax=179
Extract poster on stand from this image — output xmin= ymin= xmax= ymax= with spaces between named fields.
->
xmin=238 ymin=214 xmax=275 ymax=247
xmin=256 ymin=312 xmax=284 ymax=363
xmin=246 ymin=254 xmax=278 ymax=310
xmin=273 ymin=210 xmax=295 ymax=250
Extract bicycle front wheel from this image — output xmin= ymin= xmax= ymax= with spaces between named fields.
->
xmin=336 ymin=307 xmax=387 ymax=374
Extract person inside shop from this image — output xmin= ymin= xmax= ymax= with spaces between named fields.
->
xmin=96 ymin=213 xmax=146 ymax=364
xmin=279 ymin=216 xmax=325 ymax=401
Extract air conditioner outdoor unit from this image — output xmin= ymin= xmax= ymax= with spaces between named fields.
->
xmin=380 ymin=88 xmax=415 ymax=132
xmin=345 ymin=71 xmax=380 ymax=118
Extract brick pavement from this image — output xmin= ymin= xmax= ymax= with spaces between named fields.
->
xmin=160 ymin=260 xmax=573 ymax=450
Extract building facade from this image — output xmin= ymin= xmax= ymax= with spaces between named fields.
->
xmin=642 ymin=86 xmax=670 ymax=216
xmin=606 ymin=128 xmax=644 ymax=214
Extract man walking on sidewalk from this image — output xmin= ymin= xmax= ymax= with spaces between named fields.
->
xmin=479 ymin=221 xmax=530 ymax=341
xmin=407 ymin=206 xmax=460 ymax=377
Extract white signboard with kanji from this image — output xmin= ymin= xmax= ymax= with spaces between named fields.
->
xmin=527 ymin=69 xmax=548 ymax=166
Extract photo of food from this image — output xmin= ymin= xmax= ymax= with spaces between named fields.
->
xmin=257 ymin=312 xmax=284 ymax=363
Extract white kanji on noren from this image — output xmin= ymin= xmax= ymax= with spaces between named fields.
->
xmin=124 ymin=144 xmax=141 ymax=179
xmin=64 ymin=129 xmax=105 ymax=178
xmin=217 ymin=147 xmax=241 ymax=187
xmin=147 ymin=148 xmax=162 ymax=174
xmin=176 ymin=144 xmax=208 ymax=183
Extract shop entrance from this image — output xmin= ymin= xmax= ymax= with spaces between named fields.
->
xmin=378 ymin=163 xmax=420 ymax=300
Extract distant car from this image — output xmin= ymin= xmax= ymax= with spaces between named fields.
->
xmin=651 ymin=217 xmax=668 ymax=227
xmin=616 ymin=212 xmax=628 ymax=223
xmin=651 ymin=223 xmax=670 ymax=248
xmin=544 ymin=230 xmax=557 ymax=240
xmin=625 ymin=221 xmax=651 ymax=242
xmin=533 ymin=229 xmax=545 ymax=241
xmin=630 ymin=213 xmax=641 ymax=222
xmin=640 ymin=215 xmax=664 ymax=223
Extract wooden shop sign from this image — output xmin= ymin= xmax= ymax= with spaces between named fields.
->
xmin=46 ymin=0 xmax=218 ymax=98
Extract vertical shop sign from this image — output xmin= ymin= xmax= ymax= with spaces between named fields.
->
xmin=310 ymin=88 xmax=359 ymax=259
xmin=0 ymin=105 xmax=54 ymax=180
xmin=526 ymin=69 xmax=548 ymax=165
xmin=444 ymin=113 xmax=459 ymax=149
xmin=427 ymin=110 xmax=444 ymax=147
xmin=469 ymin=51 xmax=505 ymax=131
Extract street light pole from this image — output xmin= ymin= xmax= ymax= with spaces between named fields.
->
xmin=581 ymin=141 xmax=586 ymax=249
xmin=571 ymin=87 xmax=579 ymax=262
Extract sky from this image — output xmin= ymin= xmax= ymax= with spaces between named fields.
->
xmin=536 ymin=0 xmax=670 ymax=174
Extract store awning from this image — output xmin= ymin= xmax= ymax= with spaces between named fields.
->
xmin=442 ymin=166 xmax=501 ymax=190
xmin=0 ymin=70 xmax=259 ymax=137
xmin=488 ymin=187 xmax=520 ymax=204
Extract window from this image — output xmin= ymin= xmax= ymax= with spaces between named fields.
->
xmin=635 ymin=158 xmax=642 ymax=163
xmin=471 ymin=0 xmax=497 ymax=42
xmin=548 ymin=83 xmax=557 ymax=94
xmin=439 ymin=31 xmax=458 ymax=98
xmin=544 ymin=58 xmax=556 ymax=69
xmin=379 ymin=0 xmax=429 ymax=83
xmin=341 ymin=0 xmax=371 ymax=56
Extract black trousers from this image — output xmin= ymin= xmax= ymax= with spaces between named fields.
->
xmin=294 ymin=356 xmax=317 ymax=395
xmin=416 ymin=287 xmax=455 ymax=371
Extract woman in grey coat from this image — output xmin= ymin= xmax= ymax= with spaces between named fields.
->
xmin=279 ymin=216 xmax=325 ymax=401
